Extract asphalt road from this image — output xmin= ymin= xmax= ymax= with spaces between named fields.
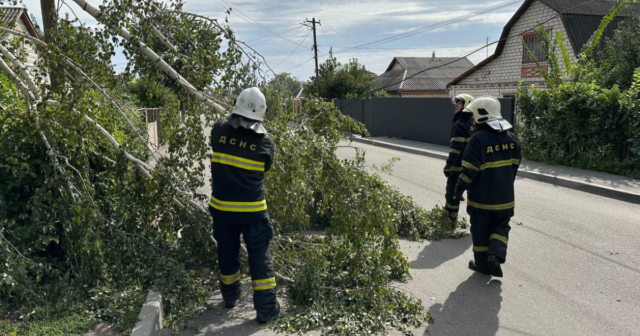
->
xmin=182 ymin=133 xmax=640 ymax=336
xmin=336 ymin=141 xmax=640 ymax=336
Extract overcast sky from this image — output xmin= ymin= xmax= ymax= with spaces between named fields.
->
xmin=17 ymin=0 xmax=524 ymax=82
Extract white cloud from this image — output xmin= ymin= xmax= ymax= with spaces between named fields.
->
xmin=13 ymin=0 xmax=518 ymax=81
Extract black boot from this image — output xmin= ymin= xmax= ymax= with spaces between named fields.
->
xmin=224 ymin=300 xmax=237 ymax=309
xmin=257 ymin=301 xmax=280 ymax=324
xmin=468 ymin=260 xmax=491 ymax=275
xmin=487 ymin=255 xmax=503 ymax=277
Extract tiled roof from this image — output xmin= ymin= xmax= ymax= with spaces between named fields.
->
xmin=540 ymin=0 xmax=640 ymax=16
xmin=375 ymin=57 xmax=473 ymax=92
xmin=0 ymin=6 xmax=24 ymax=26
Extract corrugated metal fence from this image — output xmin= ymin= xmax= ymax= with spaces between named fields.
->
xmin=334 ymin=97 xmax=515 ymax=146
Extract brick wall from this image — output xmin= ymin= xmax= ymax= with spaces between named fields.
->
xmin=450 ymin=0 xmax=576 ymax=98
xmin=16 ymin=18 xmax=39 ymax=73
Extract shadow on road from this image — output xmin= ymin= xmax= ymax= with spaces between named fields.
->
xmin=181 ymin=282 xmax=271 ymax=336
xmin=411 ymin=235 xmax=472 ymax=269
xmin=427 ymin=272 xmax=502 ymax=336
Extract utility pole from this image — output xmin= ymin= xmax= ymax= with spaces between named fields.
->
xmin=305 ymin=18 xmax=321 ymax=96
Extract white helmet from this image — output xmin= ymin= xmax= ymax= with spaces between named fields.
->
xmin=465 ymin=96 xmax=512 ymax=131
xmin=452 ymin=93 xmax=474 ymax=111
xmin=231 ymin=87 xmax=267 ymax=121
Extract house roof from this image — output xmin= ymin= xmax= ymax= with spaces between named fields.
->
xmin=375 ymin=57 xmax=474 ymax=92
xmin=0 ymin=5 xmax=39 ymax=38
xmin=540 ymin=0 xmax=640 ymax=16
xmin=448 ymin=0 xmax=640 ymax=87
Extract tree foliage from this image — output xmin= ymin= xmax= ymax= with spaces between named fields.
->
xmin=596 ymin=16 xmax=640 ymax=90
xmin=306 ymin=49 xmax=387 ymax=99
xmin=266 ymin=72 xmax=302 ymax=97
xmin=0 ymin=0 xmax=463 ymax=335
xmin=517 ymin=0 xmax=640 ymax=178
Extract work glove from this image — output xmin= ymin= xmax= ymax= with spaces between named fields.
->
xmin=443 ymin=168 xmax=451 ymax=178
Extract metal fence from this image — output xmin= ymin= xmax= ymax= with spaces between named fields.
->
xmin=334 ymin=97 xmax=515 ymax=146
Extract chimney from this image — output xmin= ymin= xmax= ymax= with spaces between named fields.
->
xmin=432 ymin=51 xmax=436 ymax=60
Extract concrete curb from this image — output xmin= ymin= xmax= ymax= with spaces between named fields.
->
xmin=131 ymin=291 xmax=163 ymax=336
xmin=351 ymin=137 xmax=640 ymax=205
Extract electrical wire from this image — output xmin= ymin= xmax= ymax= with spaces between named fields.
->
xmin=322 ymin=22 xmax=414 ymax=58
xmin=245 ymin=25 xmax=304 ymax=43
xmin=331 ymin=0 xmax=601 ymax=111
xmin=333 ymin=0 xmax=522 ymax=55
xmin=273 ymin=30 xmax=312 ymax=69
xmin=216 ymin=0 xmax=308 ymax=48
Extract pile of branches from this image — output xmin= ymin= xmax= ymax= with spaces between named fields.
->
xmin=0 ymin=0 xmax=464 ymax=334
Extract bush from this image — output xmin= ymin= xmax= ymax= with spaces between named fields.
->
xmin=517 ymin=79 xmax=640 ymax=178
xmin=517 ymin=3 xmax=640 ymax=178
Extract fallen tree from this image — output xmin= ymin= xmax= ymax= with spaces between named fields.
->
xmin=0 ymin=0 xmax=464 ymax=334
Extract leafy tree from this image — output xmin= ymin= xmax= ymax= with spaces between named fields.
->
xmin=266 ymin=72 xmax=302 ymax=97
xmin=596 ymin=16 xmax=640 ymax=90
xmin=306 ymin=49 xmax=386 ymax=99
xmin=0 ymin=0 xmax=462 ymax=334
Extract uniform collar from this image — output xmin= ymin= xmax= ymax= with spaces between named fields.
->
xmin=228 ymin=114 xmax=267 ymax=134
xmin=453 ymin=111 xmax=473 ymax=123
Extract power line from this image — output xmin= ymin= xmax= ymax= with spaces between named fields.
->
xmin=319 ymin=23 xmax=331 ymax=47
xmin=250 ymin=26 xmax=305 ymax=47
xmin=316 ymin=44 xmax=488 ymax=50
xmin=268 ymin=27 xmax=306 ymax=56
xmin=216 ymin=0 xmax=308 ymax=48
xmin=333 ymin=0 xmax=522 ymax=55
xmin=280 ymin=56 xmax=315 ymax=74
xmin=245 ymin=25 xmax=303 ymax=43
xmin=273 ymin=29 xmax=312 ymax=69
xmin=332 ymin=0 xmax=601 ymax=110
xmin=322 ymin=22 xmax=415 ymax=58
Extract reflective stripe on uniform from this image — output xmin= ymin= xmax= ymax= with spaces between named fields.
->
xmin=220 ymin=270 xmax=241 ymax=285
xmin=451 ymin=137 xmax=468 ymax=143
xmin=467 ymin=200 xmax=515 ymax=211
xmin=450 ymin=167 xmax=463 ymax=172
xmin=479 ymin=158 xmax=520 ymax=170
xmin=209 ymin=196 xmax=267 ymax=212
xmin=461 ymin=174 xmax=472 ymax=184
xmin=490 ymin=234 xmax=508 ymax=245
xmin=446 ymin=202 xmax=459 ymax=210
xmin=450 ymin=149 xmax=461 ymax=154
xmin=211 ymin=152 xmax=265 ymax=172
xmin=462 ymin=160 xmax=479 ymax=171
xmin=463 ymin=159 xmax=519 ymax=172
xmin=252 ymin=277 xmax=276 ymax=291
xmin=473 ymin=246 xmax=489 ymax=252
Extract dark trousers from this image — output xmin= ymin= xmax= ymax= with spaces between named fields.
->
xmin=213 ymin=216 xmax=277 ymax=313
xmin=445 ymin=174 xmax=461 ymax=218
xmin=469 ymin=209 xmax=512 ymax=268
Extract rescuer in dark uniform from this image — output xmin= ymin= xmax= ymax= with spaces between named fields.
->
xmin=444 ymin=94 xmax=475 ymax=219
xmin=209 ymin=87 xmax=279 ymax=323
xmin=454 ymin=96 xmax=521 ymax=278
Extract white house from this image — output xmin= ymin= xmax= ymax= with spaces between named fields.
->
xmin=1 ymin=5 xmax=40 ymax=74
xmin=447 ymin=0 xmax=640 ymax=99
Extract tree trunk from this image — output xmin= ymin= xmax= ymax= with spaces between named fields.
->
xmin=40 ymin=0 xmax=64 ymax=89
